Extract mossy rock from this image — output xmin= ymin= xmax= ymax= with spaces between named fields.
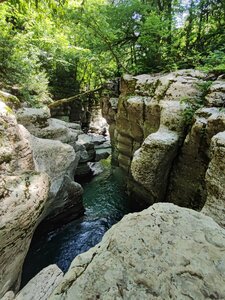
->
xmin=0 ymin=91 xmax=21 ymax=110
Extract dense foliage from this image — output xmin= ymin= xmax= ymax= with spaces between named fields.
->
xmin=0 ymin=0 xmax=224 ymax=106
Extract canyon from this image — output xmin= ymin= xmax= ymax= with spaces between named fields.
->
xmin=1 ymin=69 xmax=225 ymax=299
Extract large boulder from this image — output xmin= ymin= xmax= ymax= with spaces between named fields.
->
xmin=131 ymin=129 xmax=179 ymax=204
xmin=167 ymin=107 xmax=225 ymax=209
xmin=16 ymin=108 xmax=85 ymax=224
xmin=205 ymin=77 xmax=225 ymax=107
xmin=0 ymin=102 xmax=50 ymax=297
xmin=0 ymin=90 xmax=21 ymax=110
xmin=15 ymin=265 xmax=63 ymax=300
xmin=16 ymin=108 xmax=81 ymax=149
xmin=16 ymin=107 xmax=50 ymax=128
xmin=202 ymin=131 xmax=225 ymax=228
xmin=19 ymin=126 xmax=84 ymax=225
xmin=49 ymin=203 xmax=225 ymax=300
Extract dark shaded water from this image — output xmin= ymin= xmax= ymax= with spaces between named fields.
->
xmin=21 ymin=162 xmax=131 ymax=286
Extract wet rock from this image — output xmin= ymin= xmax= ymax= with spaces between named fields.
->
xmin=75 ymin=133 xmax=110 ymax=176
xmin=49 ymin=203 xmax=225 ymax=300
xmin=95 ymin=148 xmax=111 ymax=162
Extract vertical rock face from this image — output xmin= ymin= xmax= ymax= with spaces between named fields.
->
xmin=105 ymin=71 xmax=225 ymax=220
xmin=167 ymin=107 xmax=225 ymax=209
xmin=16 ymin=108 xmax=85 ymax=226
xmin=0 ymin=102 xmax=50 ymax=297
xmin=131 ymin=129 xmax=179 ymax=204
xmin=202 ymin=131 xmax=225 ymax=228
xmin=104 ymin=70 xmax=206 ymax=205
xmin=49 ymin=203 xmax=225 ymax=300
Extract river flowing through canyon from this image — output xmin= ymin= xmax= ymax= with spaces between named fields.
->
xmin=21 ymin=160 xmax=131 ymax=287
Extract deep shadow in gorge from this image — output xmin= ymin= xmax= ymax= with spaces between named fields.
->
xmin=21 ymin=162 xmax=134 ymax=288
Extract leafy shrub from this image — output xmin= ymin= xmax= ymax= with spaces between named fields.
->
xmin=201 ymin=50 xmax=225 ymax=74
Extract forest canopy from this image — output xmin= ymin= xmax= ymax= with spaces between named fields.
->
xmin=0 ymin=0 xmax=224 ymax=106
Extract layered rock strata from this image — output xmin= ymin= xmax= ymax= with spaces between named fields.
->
xmin=202 ymin=131 xmax=225 ymax=228
xmin=0 ymin=102 xmax=50 ymax=297
xmin=49 ymin=203 xmax=225 ymax=300
xmin=103 ymin=71 xmax=225 ymax=217
xmin=16 ymin=108 xmax=84 ymax=225
xmin=17 ymin=107 xmax=111 ymax=179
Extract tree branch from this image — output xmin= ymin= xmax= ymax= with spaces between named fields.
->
xmin=48 ymin=86 xmax=105 ymax=109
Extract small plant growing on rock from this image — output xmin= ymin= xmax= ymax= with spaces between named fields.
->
xmin=180 ymin=96 xmax=204 ymax=126
xmin=180 ymin=80 xmax=212 ymax=126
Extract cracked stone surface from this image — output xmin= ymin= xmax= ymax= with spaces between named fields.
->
xmin=49 ymin=203 xmax=225 ymax=300
xmin=0 ymin=101 xmax=50 ymax=297
xmin=17 ymin=114 xmax=84 ymax=225
xmin=202 ymin=131 xmax=225 ymax=228
xmin=15 ymin=265 xmax=63 ymax=300
xmin=103 ymin=70 xmax=225 ymax=213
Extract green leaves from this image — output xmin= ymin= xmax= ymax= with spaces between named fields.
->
xmin=0 ymin=0 xmax=224 ymax=107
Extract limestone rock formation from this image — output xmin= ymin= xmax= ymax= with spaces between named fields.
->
xmin=75 ymin=133 xmax=110 ymax=176
xmin=15 ymin=265 xmax=63 ymax=300
xmin=17 ymin=124 xmax=84 ymax=227
xmin=1 ymin=291 xmax=15 ymax=300
xmin=205 ymin=77 xmax=225 ymax=107
xmin=49 ymin=203 xmax=225 ymax=300
xmin=17 ymin=108 xmax=81 ymax=149
xmin=167 ymin=107 xmax=225 ymax=209
xmin=108 ymin=70 xmax=205 ymax=175
xmin=202 ymin=131 xmax=225 ymax=228
xmin=104 ymin=69 xmax=225 ymax=215
xmin=131 ymin=129 xmax=179 ymax=204
xmin=16 ymin=107 xmax=51 ymax=128
xmin=0 ymin=90 xmax=21 ymax=110
xmin=0 ymin=102 xmax=50 ymax=297
xmin=16 ymin=107 xmax=110 ymax=178
xmin=16 ymin=108 xmax=86 ymax=224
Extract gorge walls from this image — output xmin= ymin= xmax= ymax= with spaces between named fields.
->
xmin=102 ymin=70 xmax=225 ymax=220
xmin=0 ymin=103 xmax=50 ymax=297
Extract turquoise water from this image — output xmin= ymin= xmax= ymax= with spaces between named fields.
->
xmin=21 ymin=162 xmax=131 ymax=286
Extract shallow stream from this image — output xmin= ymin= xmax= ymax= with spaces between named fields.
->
xmin=21 ymin=161 xmax=131 ymax=286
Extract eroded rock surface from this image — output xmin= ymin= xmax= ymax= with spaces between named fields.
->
xmin=103 ymin=70 xmax=225 ymax=216
xmin=27 ymin=131 xmax=84 ymax=224
xmin=17 ymin=107 xmax=110 ymax=178
xmin=15 ymin=265 xmax=63 ymax=300
xmin=17 ymin=108 xmax=81 ymax=149
xmin=167 ymin=107 xmax=225 ymax=209
xmin=16 ymin=108 xmax=86 ymax=224
xmin=49 ymin=203 xmax=225 ymax=300
xmin=202 ymin=131 xmax=225 ymax=228
xmin=0 ymin=103 xmax=50 ymax=297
